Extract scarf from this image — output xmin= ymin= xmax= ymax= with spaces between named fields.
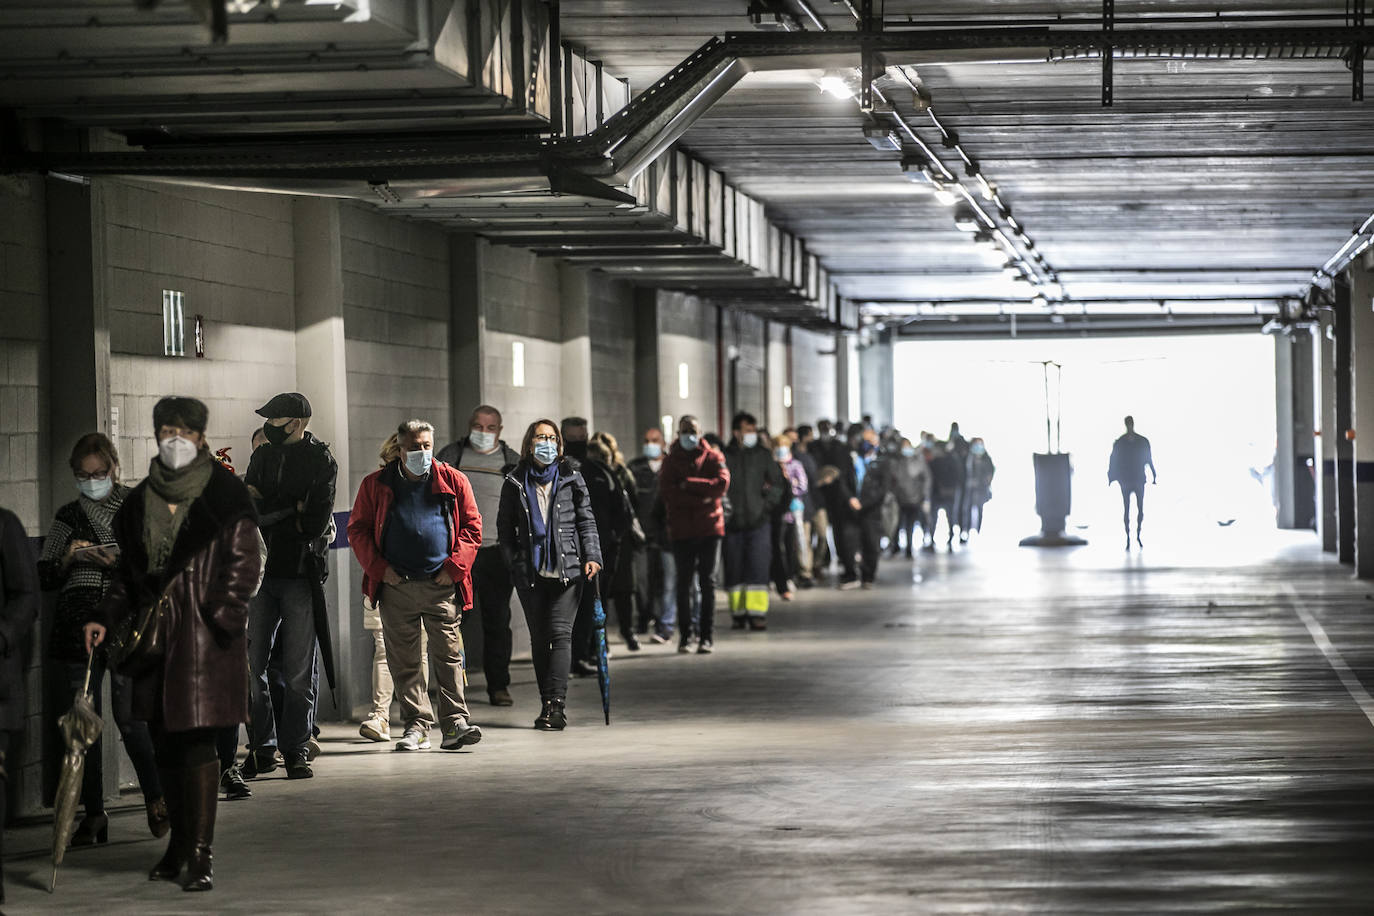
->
xmin=523 ymin=459 xmax=560 ymax=575
xmin=143 ymin=449 xmax=214 ymax=575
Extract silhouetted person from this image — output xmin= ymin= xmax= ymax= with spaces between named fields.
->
xmin=1108 ymin=416 xmax=1157 ymax=550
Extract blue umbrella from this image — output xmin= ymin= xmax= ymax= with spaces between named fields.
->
xmin=592 ymin=579 xmax=611 ymax=725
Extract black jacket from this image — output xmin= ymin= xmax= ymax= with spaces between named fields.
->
xmin=628 ymin=455 xmax=668 ymax=545
xmin=0 ymin=508 xmax=39 ymax=730
xmin=497 ymin=459 xmax=603 ymax=589
xmin=723 ymin=441 xmax=787 ymax=532
xmin=245 ymin=432 xmax=337 ymax=580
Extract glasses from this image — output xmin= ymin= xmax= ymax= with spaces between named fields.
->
xmin=532 ymin=434 xmax=558 ymax=443
xmin=74 ymin=471 xmax=110 ymax=482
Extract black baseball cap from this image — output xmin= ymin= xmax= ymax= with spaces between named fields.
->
xmin=256 ymin=392 xmax=312 ymax=419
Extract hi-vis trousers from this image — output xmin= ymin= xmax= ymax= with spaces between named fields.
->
xmin=724 ymin=523 xmax=772 ymax=623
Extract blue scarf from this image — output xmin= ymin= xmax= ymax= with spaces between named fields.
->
xmin=523 ymin=459 xmax=561 ymax=575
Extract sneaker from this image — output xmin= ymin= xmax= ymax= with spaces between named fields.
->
xmin=488 ymin=688 xmax=514 ymax=707
xmin=837 ymin=579 xmax=861 ymax=591
xmin=240 ymin=749 xmax=281 ymax=780
xmin=677 ymin=638 xmax=696 ymax=654
xmin=220 ymin=766 xmax=252 ymax=800
xmin=649 ymin=630 xmax=670 ymax=645
xmin=748 ymin=618 xmax=767 ymax=631
xmin=440 ymin=723 xmax=483 ymax=751
xmin=623 ymin=633 xmax=641 ymax=651
xmin=285 ymin=750 xmax=313 ymax=780
xmin=860 ymin=582 xmax=875 ymax=591
xmin=359 ymin=715 xmax=390 ymax=743
xmin=697 ymin=638 xmax=714 ymax=654
xmin=394 ymin=727 xmax=431 ymax=752
xmin=570 ymin=659 xmax=598 ymax=678
xmin=306 ymin=736 xmax=322 ymax=761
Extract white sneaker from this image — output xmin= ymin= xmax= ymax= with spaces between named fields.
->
xmin=394 ymin=727 xmax=430 ymax=751
xmin=359 ymin=715 xmax=390 ymax=743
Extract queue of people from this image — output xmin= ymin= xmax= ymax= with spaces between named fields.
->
xmin=7 ymin=389 xmax=999 ymax=898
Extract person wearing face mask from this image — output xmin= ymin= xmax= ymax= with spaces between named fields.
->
xmin=722 ymin=412 xmax=787 ymax=631
xmin=628 ymin=427 xmax=675 ymax=643
xmin=437 ymin=406 xmax=521 ymax=707
xmin=964 ymin=438 xmax=996 ymax=538
xmin=769 ymin=433 xmax=809 ymax=600
xmin=497 ymin=420 xmax=603 ymax=729
xmin=82 ymin=396 xmax=262 ymax=893
xmin=348 ymin=419 xmax=483 ymax=754
xmin=560 ymin=416 xmax=589 ymax=464
xmin=659 ymin=416 xmax=730 ymax=653
xmin=889 ymin=438 xmax=933 ymax=559
xmin=39 ymin=433 xmax=167 ymax=846
xmin=240 ymin=393 xmax=338 ymax=781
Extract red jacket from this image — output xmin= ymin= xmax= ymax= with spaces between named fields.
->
xmin=347 ymin=460 xmax=482 ymax=610
xmin=658 ymin=441 xmax=730 ymax=540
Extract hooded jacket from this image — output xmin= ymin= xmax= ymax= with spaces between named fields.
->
xmin=658 ymin=440 xmax=730 ymax=540
xmin=723 ymin=440 xmax=787 ymax=532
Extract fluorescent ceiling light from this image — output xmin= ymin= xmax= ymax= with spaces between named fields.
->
xmin=818 ymin=75 xmax=855 ymax=99
xmin=954 ymin=206 xmax=980 ymax=232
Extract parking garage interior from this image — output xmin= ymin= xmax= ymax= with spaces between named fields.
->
xmin=2 ymin=1 xmax=1374 ymax=912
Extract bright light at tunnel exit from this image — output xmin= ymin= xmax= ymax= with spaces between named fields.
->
xmin=893 ymin=333 xmax=1279 ymax=543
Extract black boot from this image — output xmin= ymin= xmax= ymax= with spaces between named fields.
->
xmin=149 ymin=768 xmax=184 ymax=882
xmin=534 ymin=699 xmax=555 ymax=730
xmin=547 ymin=697 xmax=567 ymax=730
xmin=183 ymin=760 xmax=218 ymax=892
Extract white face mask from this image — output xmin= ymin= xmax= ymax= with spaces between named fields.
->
xmin=78 ymin=477 xmax=113 ymax=501
xmin=741 ymin=432 xmax=759 ymax=449
xmin=405 ymin=449 xmax=433 ymax=477
xmin=469 ymin=430 xmax=497 ymax=452
xmin=159 ymin=436 xmax=199 ymax=471
xmin=773 ymin=447 xmax=791 ymax=462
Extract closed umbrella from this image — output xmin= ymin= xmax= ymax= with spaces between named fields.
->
xmin=49 ymin=653 xmax=103 ymax=892
xmin=592 ymin=580 xmax=611 ymax=725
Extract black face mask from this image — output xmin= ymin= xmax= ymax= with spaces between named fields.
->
xmin=262 ymin=420 xmax=294 ymax=447
xmin=565 ymin=439 xmax=588 ymax=460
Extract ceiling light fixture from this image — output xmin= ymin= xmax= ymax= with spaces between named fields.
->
xmin=863 ymin=126 xmax=902 ymax=151
xmin=954 ymin=206 xmax=980 ymax=232
xmin=818 ymin=73 xmax=856 ymax=99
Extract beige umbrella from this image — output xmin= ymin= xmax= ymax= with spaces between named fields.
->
xmin=49 ymin=653 xmax=103 ymax=892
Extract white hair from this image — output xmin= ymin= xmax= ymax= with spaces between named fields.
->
xmin=397 ymin=419 xmax=435 ymax=439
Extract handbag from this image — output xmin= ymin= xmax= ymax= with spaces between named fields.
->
xmin=106 ymin=586 xmax=171 ymax=678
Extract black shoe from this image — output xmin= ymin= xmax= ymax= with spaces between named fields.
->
xmin=240 ymin=749 xmax=280 ymax=780
xmin=797 ymin=577 xmax=815 ymax=590
xmin=571 ymin=659 xmax=598 ymax=678
xmin=748 ymin=618 xmax=767 ymax=631
xmin=535 ymin=700 xmax=555 ymax=730
xmin=220 ymin=766 xmax=252 ymax=800
xmin=622 ymin=632 xmax=641 ymax=651
xmin=547 ymin=698 xmax=567 ymax=730
xmin=731 ymin=618 xmax=747 ymax=630
xmin=285 ymin=751 xmax=313 ymax=780
xmin=697 ymin=638 xmax=714 ymax=654
xmin=488 ymin=688 xmax=514 ymax=707
xmin=70 ymin=812 xmax=109 ymax=846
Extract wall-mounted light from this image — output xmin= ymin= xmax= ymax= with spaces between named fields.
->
xmin=783 ymin=385 xmax=793 ymax=409
xmin=678 ymin=362 xmax=690 ymax=399
xmin=512 ymin=340 xmax=525 ymax=387
xmin=162 ymin=289 xmax=185 ymax=357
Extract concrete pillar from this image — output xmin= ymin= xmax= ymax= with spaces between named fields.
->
xmin=859 ymin=328 xmax=895 ymax=428
xmin=764 ymin=320 xmax=790 ymax=433
xmin=1274 ymin=330 xmax=1316 ymax=530
xmin=557 ymin=263 xmax=595 ymax=428
xmin=1334 ymin=278 xmax=1356 ymax=565
xmin=449 ymin=234 xmax=486 ymax=434
xmin=1349 ymin=264 xmax=1374 ymax=578
xmin=1316 ymin=309 xmax=1338 ymax=551
xmin=44 ymin=177 xmax=110 ymax=521
xmin=835 ymin=331 xmax=858 ymax=424
xmin=634 ymin=287 xmax=664 ymax=437
xmin=291 ymin=197 xmax=356 ymax=718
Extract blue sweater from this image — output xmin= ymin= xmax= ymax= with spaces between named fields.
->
xmin=382 ymin=469 xmax=448 ymax=579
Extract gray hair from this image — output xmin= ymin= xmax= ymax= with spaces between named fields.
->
xmin=397 ymin=419 xmax=435 ymax=439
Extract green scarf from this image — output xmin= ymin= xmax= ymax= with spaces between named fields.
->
xmin=143 ymin=449 xmax=214 ymax=575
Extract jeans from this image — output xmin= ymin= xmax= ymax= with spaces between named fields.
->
xmin=472 ymin=547 xmax=515 ymax=692
xmin=672 ymin=536 xmax=721 ymax=642
xmin=517 ymin=578 xmax=583 ymax=701
xmin=379 ymin=578 xmax=471 ymax=732
xmin=724 ymin=523 xmax=772 ymax=622
xmin=247 ymin=577 xmax=318 ymax=755
xmin=897 ymin=504 xmax=923 ymax=552
xmin=59 ymin=658 xmax=162 ymax=813
xmin=657 ymin=548 xmax=677 ymax=634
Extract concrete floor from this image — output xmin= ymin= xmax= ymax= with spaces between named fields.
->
xmin=7 ymin=526 xmax=1374 ymax=914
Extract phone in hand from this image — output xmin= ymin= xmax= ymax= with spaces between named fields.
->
xmin=71 ymin=543 xmax=120 ymax=562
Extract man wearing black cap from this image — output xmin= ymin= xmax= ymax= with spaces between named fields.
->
xmin=242 ymin=392 xmax=338 ymax=780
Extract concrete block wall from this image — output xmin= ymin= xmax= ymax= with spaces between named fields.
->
xmin=0 ymin=175 xmax=47 ymax=533
xmin=104 ymin=179 xmax=297 ymax=480
xmin=586 ymin=272 xmax=637 ymax=447
xmin=725 ymin=309 xmax=768 ymax=428
xmin=657 ymin=291 xmax=721 ymax=434
xmin=791 ymin=327 xmax=838 ymax=428
xmin=481 ymin=245 xmax=567 ymax=439
xmin=340 ymin=203 xmax=451 ymax=496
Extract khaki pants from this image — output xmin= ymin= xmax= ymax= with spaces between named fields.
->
xmin=368 ymin=628 xmax=428 ymax=722
xmin=379 ymin=579 xmax=469 ymax=732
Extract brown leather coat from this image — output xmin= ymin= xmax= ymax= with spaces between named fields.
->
xmin=94 ymin=461 xmax=260 ymax=733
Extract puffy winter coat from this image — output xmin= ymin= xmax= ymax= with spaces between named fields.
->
xmin=496 ymin=459 xmax=603 ymax=589
xmin=723 ymin=441 xmax=787 ymax=532
xmin=658 ymin=441 xmax=730 ymax=540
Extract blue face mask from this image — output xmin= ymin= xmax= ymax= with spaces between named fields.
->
xmin=404 ymin=449 xmax=433 ymax=477
xmin=642 ymin=442 xmax=663 ymax=459
xmin=901 ymin=446 xmax=917 ymax=458
xmin=533 ymin=442 xmax=560 ymax=466
xmin=742 ymin=432 xmax=759 ymax=449
xmin=78 ymin=477 xmax=113 ymax=501
xmin=679 ymin=433 xmax=700 ymax=451
xmin=971 ymin=444 xmax=986 ymax=456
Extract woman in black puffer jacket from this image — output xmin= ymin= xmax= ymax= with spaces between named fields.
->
xmin=497 ymin=419 xmax=602 ymax=730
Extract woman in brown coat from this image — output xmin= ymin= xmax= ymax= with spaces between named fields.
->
xmin=84 ymin=396 xmax=260 ymax=893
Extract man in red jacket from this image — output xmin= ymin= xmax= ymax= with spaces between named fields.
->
xmin=347 ymin=419 xmax=483 ymax=753
xmin=658 ymin=415 xmax=730 ymax=654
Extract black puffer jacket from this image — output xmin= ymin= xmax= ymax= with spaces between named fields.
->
xmin=723 ymin=441 xmax=787 ymax=532
xmin=496 ymin=459 xmax=604 ymax=589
